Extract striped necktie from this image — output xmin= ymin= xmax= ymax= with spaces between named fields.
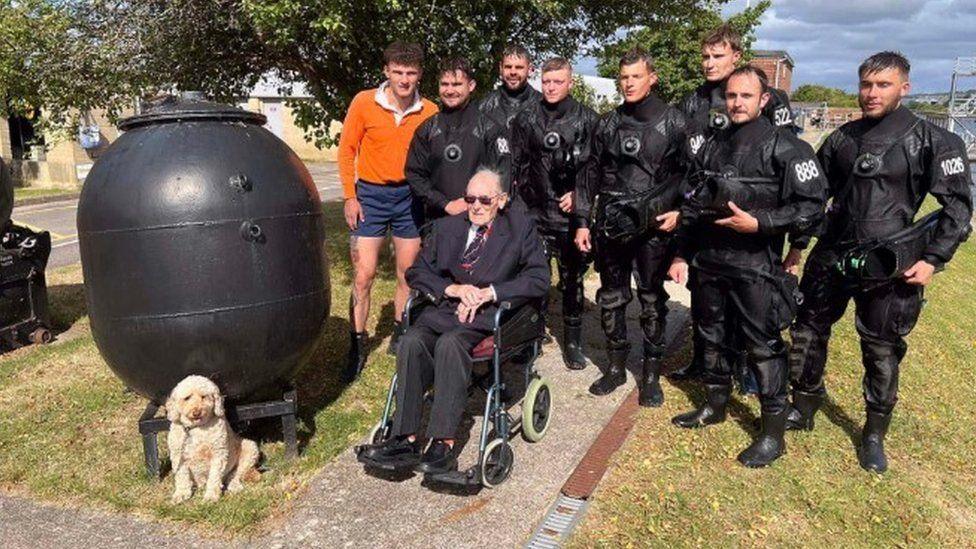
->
xmin=460 ymin=223 xmax=491 ymax=271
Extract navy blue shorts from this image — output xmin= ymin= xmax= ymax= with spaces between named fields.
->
xmin=351 ymin=180 xmax=423 ymax=239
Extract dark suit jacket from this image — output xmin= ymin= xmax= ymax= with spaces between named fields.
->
xmin=407 ymin=207 xmax=550 ymax=333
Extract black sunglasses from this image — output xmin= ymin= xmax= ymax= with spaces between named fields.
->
xmin=463 ymin=193 xmax=502 ymax=206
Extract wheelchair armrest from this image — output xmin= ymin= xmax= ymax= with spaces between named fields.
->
xmin=493 ymin=301 xmax=514 ymax=330
xmin=492 ymin=298 xmax=544 ymax=349
xmin=404 ymin=290 xmax=435 ymax=328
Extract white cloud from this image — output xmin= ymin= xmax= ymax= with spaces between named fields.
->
xmin=724 ymin=0 xmax=976 ymax=92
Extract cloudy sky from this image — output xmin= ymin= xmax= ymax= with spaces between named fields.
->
xmin=577 ymin=0 xmax=975 ymax=93
xmin=723 ymin=0 xmax=976 ymax=93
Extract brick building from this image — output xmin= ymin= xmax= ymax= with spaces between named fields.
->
xmin=750 ymin=50 xmax=795 ymax=94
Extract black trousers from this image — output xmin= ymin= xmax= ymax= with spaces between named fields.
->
xmin=392 ymin=312 xmax=490 ymax=439
xmin=595 ymin=234 xmax=670 ymax=355
xmin=541 ymin=228 xmax=588 ymax=326
xmin=693 ymin=267 xmax=792 ymax=414
xmin=789 ymin=245 xmax=924 ymax=414
xmin=688 ymin=273 xmax=756 ymax=390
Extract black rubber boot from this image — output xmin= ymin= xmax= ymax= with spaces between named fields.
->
xmin=344 ymin=331 xmax=368 ymax=382
xmin=672 ymin=383 xmax=730 ymax=428
xmin=667 ymin=354 xmax=703 ymax=381
xmin=858 ymin=410 xmax=892 ymax=473
xmin=737 ymin=409 xmax=787 ymax=468
xmin=589 ymin=347 xmax=628 ymax=396
xmin=638 ymin=356 xmax=664 ymax=408
xmin=785 ymin=390 xmax=824 ymax=431
xmin=387 ymin=320 xmax=404 ymax=356
xmin=563 ymin=322 xmax=587 ymax=370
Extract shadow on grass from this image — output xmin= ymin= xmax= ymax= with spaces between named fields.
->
xmin=46 ymin=282 xmax=86 ymax=333
xmin=820 ymin=394 xmax=862 ymax=450
xmin=666 ymin=324 xmax=761 ymax=434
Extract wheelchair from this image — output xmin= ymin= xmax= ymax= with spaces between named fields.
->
xmin=355 ymin=290 xmax=553 ymax=488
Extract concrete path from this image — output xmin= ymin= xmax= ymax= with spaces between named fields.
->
xmin=0 ymin=278 xmax=690 ymax=549
xmin=0 ymin=493 xmax=223 ymax=548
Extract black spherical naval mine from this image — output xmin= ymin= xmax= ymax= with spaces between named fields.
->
xmin=78 ymin=96 xmax=330 ymax=403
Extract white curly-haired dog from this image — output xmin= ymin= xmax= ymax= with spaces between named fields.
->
xmin=166 ymin=375 xmax=260 ymax=503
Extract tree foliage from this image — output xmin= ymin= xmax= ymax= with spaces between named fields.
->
xmin=571 ymin=75 xmax=617 ymax=115
xmin=594 ymin=1 xmax=769 ymax=104
xmin=792 ymin=84 xmax=859 ymax=108
xmin=1 ymin=0 xmax=726 ymax=147
xmin=1 ymin=1 xmax=128 ymax=129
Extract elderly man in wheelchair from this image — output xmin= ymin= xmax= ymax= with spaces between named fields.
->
xmin=357 ymin=169 xmax=553 ymax=487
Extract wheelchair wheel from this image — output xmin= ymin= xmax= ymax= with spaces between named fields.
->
xmin=522 ymin=376 xmax=552 ymax=442
xmin=367 ymin=420 xmax=393 ymax=445
xmin=480 ymin=438 xmax=515 ymax=488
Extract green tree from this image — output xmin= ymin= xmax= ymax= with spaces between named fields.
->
xmin=792 ymin=84 xmax=859 ymax=108
xmin=571 ymin=75 xmax=617 ymax=114
xmin=2 ymin=0 xmax=731 ymax=147
xmin=595 ymin=1 xmax=769 ymax=104
xmin=0 ymin=1 xmax=130 ymax=130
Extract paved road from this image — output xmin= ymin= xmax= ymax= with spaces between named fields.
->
xmin=10 ymin=162 xmax=343 ymax=270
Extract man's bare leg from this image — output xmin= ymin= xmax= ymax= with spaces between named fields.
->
xmin=350 ymin=235 xmax=385 ymax=331
xmin=345 ymin=235 xmax=386 ymax=381
xmin=392 ymin=236 xmax=422 ymax=322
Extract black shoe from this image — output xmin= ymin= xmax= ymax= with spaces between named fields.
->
xmin=737 ymin=409 xmax=787 ymax=468
xmin=638 ymin=356 xmax=664 ymax=408
xmin=858 ymin=411 xmax=892 ymax=473
xmin=563 ymin=322 xmax=586 ymax=370
xmin=785 ymin=390 xmax=824 ymax=431
xmin=362 ymin=435 xmax=421 ymax=465
xmin=415 ymin=440 xmax=458 ymax=475
xmin=667 ymin=358 xmax=703 ymax=381
xmin=589 ymin=348 xmax=628 ymax=396
xmin=672 ymin=383 xmax=730 ymax=428
xmin=344 ymin=331 xmax=368 ymax=382
xmin=387 ymin=321 xmax=404 ymax=356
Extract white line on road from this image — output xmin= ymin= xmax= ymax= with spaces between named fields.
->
xmin=52 ymin=238 xmax=79 ymax=249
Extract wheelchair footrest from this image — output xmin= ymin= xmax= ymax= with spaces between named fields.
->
xmin=355 ymin=447 xmax=420 ymax=472
xmin=423 ymin=465 xmax=481 ymax=488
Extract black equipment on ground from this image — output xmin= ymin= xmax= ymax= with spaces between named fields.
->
xmin=835 ymin=208 xmax=963 ymax=281
xmin=78 ymin=95 xmax=330 ymax=405
xmin=0 ymin=223 xmax=52 ymax=348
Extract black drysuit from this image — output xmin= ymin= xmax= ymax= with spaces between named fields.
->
xmin=405 ymin=102 xmax=507 ymax=221
xmin=675 ymin=116 xmax=827 ymax=414
xmin=577 ymin=94 xmax=689 ymax=357
xmin=478 ymin=84 xmax=543 ymax=190
xmin=679 ymin=81 xmax=803 ymax=388
xmin=680 ymin=81 xmax=797 ymax=139
xmin=511 ymin=96 xmax=599 ymax=325
xmin=789 ymin=105 xmax=973 ymax=414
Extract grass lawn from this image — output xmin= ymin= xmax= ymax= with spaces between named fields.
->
xmin=13 ymin=186 xmax=78 ymax=204
xmin=571 ymin=226 xmax=976 ymax=546
xmin=0 ymin=202 xmax=402 ymax=534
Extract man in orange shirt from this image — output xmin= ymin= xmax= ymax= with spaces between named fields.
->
xmin=338 ymin=42 xmax=438 ymax=381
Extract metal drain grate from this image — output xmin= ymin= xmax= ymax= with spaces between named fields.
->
xmin=525 ymin=494 xmax=589 ymax=548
